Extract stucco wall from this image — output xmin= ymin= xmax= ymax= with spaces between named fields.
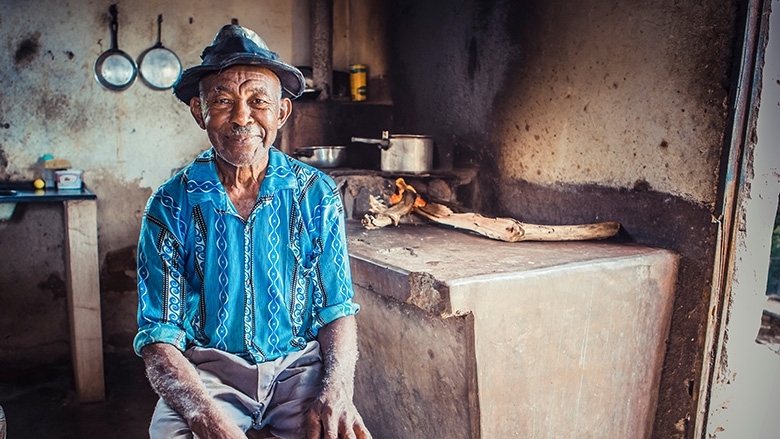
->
xmin=490 ymin=1 xmax=730 ymax=205
xmin=387 ymin=1 xmax=739 ymax=438
xmin=389 ymin=0 xmax=732 ymax=206
xmin=0 ymin=0 xmax=307 ymax=359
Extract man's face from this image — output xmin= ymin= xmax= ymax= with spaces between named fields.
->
xmin=190 ymin=65 xmax=292 ymax=167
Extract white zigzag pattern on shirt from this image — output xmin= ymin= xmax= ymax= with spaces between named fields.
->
xmin=215 ymin=212 xmax=230 ymax=350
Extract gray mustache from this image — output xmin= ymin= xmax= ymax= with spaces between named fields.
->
xmin=231 ymin=126 xmax=254 ymax=135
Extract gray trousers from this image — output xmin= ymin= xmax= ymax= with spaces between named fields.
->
xmin=149 ymin=341 xmax=323 ymax=439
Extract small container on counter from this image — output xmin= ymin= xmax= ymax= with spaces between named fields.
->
xmin=43 ymin=169 xmax=57 ymax=188
xmin=43 ymin=156 xmax=71 ymax=188
xmin=349 ymin=64 xmax=367 ymax=101
xmin=40 ymin=154 xmax=55 ymax=188
xmin=55 ymin=169 xmax=84 ymax=190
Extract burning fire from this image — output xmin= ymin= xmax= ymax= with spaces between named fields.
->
xmin=389 ymin=178 xmax=426 ymax=208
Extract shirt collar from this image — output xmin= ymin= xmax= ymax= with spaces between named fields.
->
xmin=185 ymin=147 xmax=298 ymax=206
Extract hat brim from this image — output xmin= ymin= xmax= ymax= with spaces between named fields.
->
xmin=173 ymin=55 xmax=306 ymax=104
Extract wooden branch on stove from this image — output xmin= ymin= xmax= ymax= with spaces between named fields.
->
xmin=360 ymin=178 xmax=620 ymax=242
xmin=415 ymin=202 xmax=524 ymax=241
xmin=416 ymin=201 xmax=620 ymax=242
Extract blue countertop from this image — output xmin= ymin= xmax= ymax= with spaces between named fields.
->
xmin=0 ymin=181 xmax=96 ymax=203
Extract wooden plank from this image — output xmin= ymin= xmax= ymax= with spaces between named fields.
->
xmin=63 ymin=199 xmax=105 ymax=402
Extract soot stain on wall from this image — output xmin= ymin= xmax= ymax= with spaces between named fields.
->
xmin=36 ymin=92 xmax=88 ymax=135
xmin=0 ymin=147 xmax=8 ymax=179
xmin=100 ymin=245 xmax=137 ymax=293
xmin=14 ymin=32 xmax=41 ymax=65
xmin=40 ymin=93 xmax=71 ymax=121
xmin=37 ymin=273 xmax=67 ymax=300
xmin=100 ymin=246 xmax=140 ymax=352
xmin=467 ymin=36 xmax=479 ymax=80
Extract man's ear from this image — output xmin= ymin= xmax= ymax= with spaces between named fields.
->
xmin=277 ymin=97 xmax=292 ymax=129
xmin=189 ymin=96 xmax=206 ymax=129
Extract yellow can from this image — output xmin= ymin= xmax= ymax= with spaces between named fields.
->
xmin=350 ymin=64 xmax=367 ymax=101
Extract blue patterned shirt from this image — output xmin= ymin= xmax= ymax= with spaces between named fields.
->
xmin=133 ymin=147 xmax=359 ymax=364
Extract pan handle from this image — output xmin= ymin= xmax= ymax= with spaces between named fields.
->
xmin=292 ymin=149 xmax=314 ymax=158
xmin=351 ymin=136 xmax=391 ymax=150
xmin=94 ymin=4 xmax=137 ymax=91
xmin=155 ymin=14 xmax=163 ymax=47
xmin=109 ymin=4 xmax=119 ymax=50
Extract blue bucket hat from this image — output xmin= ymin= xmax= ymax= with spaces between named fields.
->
xmin=173 ymin=24 xmax=305 ymax=104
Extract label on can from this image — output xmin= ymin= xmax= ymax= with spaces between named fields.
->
xmin=350 ymin=64 xmax=367 ymax=101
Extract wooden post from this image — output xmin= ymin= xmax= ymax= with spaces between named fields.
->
xmin=63 ymin=199 xmax=105 ymax=402
xmin=311 ymin=0 xmax=333 ymax=100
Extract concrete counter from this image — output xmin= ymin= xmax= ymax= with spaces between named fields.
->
xmin=346 ymin=221 xmax=678 ymax=439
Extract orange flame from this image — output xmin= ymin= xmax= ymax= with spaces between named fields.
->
xmin=389 ymin=178 xmax=425 ymax=207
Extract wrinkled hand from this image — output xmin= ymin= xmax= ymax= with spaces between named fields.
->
xmin=304 ymin=386 xmax=371 ymax=439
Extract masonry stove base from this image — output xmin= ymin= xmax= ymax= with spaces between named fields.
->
xmin=346 ymin=221 xmax=678 ymax=439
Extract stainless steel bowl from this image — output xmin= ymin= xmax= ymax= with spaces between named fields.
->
xmin=293 ymin=146 xmax=347 ymax=168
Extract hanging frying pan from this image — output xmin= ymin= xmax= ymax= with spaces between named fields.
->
xmin=94 ymin=4 xmax=136 ymax=91
xmin=137 ymin=14 xmax=182 ymax=90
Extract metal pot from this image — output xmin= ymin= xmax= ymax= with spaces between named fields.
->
xmin=352 ymin=131 xmax=434 ymax=174
xmin=293 ymin=146 xmax=347 ymax=168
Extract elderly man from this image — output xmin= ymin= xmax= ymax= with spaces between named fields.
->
xmin=133 ymin=24 xmax=371 ymax=439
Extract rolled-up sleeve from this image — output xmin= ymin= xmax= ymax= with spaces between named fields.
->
xmin=309 ymin=186 xmax=359 ymax=332
xmin=133 ymin=191 xmax=189 ymax=355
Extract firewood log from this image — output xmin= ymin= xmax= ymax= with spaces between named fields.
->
xmin=416 ymin=202 xmax=620 ymax=242
xmin=361 ymin=190 xmax=418 ymax=229
xmin=360 ymin=178 xmax=620 ymax=242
